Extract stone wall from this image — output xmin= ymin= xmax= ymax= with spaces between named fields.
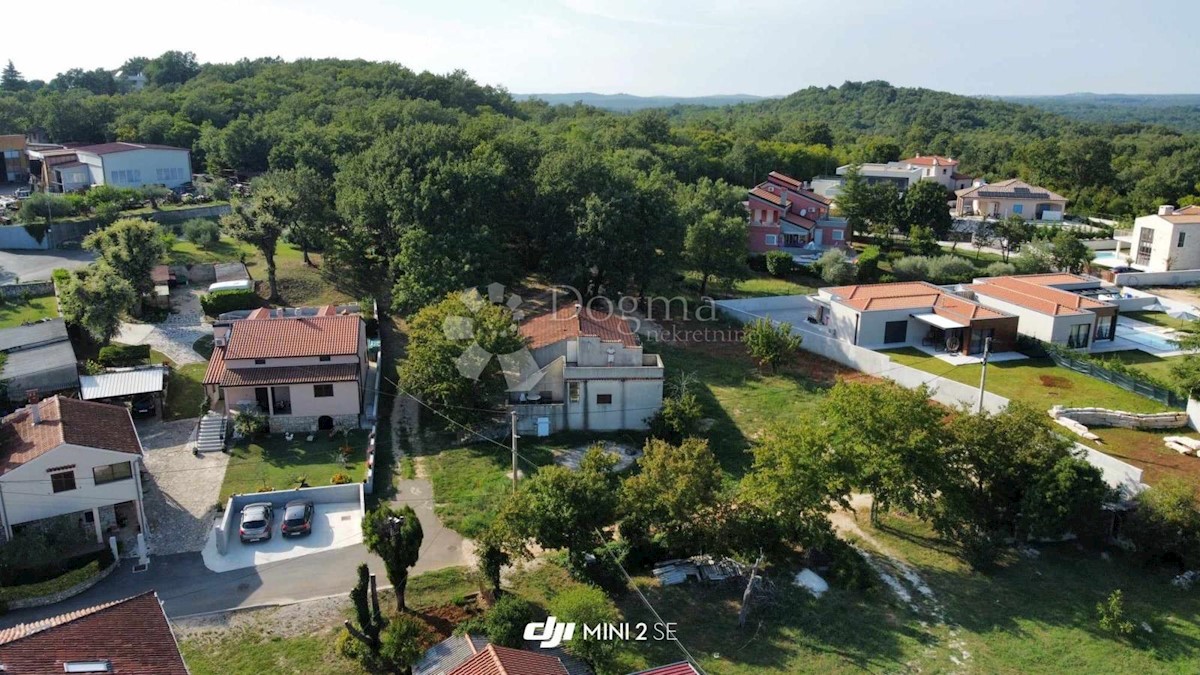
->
xmin=268 ymin=413 xmax=359 ymax=434
xmin=1050 ymin=405 xmax=1190 ymax=430
xmin=6 ymin=558 xmax=119 ymax=610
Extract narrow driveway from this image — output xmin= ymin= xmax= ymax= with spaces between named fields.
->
xmin=0 ymin=479 xmax=467 ymax=624
xmin=0 ymin=248 xmax=95 ymax=283
xmin=115 ymin=289 xmax=211 ymax=365
xmin=138 ymin=419 xmax=230 ymax=555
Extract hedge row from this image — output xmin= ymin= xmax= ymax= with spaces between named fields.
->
xmin=0 ymin=548 xmax=115 ymax=604
xmin=200 ymin=289 xmax=260 ymax=316
xmin=98 ymin=344 xmax=151 ymax=367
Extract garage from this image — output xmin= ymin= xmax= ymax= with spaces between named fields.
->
xmin=79 ymin=365 xmax=168 ymax=419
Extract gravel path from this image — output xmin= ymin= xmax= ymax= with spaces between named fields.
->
xmin=115 ymin=288 xmax=211 ymax=365
xmin=139 ymin=419 xmax=230 ymax=555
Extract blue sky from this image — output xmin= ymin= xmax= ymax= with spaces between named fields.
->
xmin=10 ymin=0 xmax=1199 ymax=96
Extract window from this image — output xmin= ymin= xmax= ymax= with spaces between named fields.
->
xmin=1137 ymin=226 xmax=1155 ymax=266
xmin=1012 ymin=204 xmax=1024 ymax=214
xmin=568 ymin=382 xmax=581 ymax=403
xmin=64 ymin=662 xmax=111 ymax=673
xmin=883 ymin=320 xmax=908 ymax=344
xmin=764 ymin=234 xmax=778 ymax=246
xmin=596 ymin=393 xmax=613 ymax=405
xmin=1179 ymin=232 xmax=1187 ymax=248
xmin=832 ymin=230 xmax=844 ymax=241
xmin=92 ymin=462 xmax=132 ymax=485
xmin=254 ymin=359 xmax=266 ymax=365
xmin=1068 ymin=323 xmax=1091 ymax=349
xmin=51 ymin=470 xmax=76 ymax=493
xmin=318 ymin=355 xmax=331 ymax=362
xmin=313 ymin=384 xmax=334 ymax=398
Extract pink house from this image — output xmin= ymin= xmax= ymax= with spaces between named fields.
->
xmin=745 ymin=171 xmax=850 ymax=255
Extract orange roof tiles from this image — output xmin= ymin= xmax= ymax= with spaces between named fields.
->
xmin=904 ymin=154 xmax=958 ymax=167
xmin=202 ymin=341 xmax=227 ymax=385
xmin=448 ymin=644 xmax=568 ymax=675
xmin=225 ymin=314 xmax=361 ymax=359
xmin=221 ymin=363 xmax=359 ymax=387
xmin=767 ymin=171 xmax=803 ymax=189
xmin=968 ymin=276 xmax=1109 ymax=316
xmin=748 ymin=187 xmax=786 ymax=206
xmin=0 ymin=397 xmax=142 ymax=477
xmin=520 ymin=306 xmax=639 ymax=349
xmin=0 ymin=592 xmax=188 ymax=674
xmin=824 ymin=281 xmax=1009 ymax=324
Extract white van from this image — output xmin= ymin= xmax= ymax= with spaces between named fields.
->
xmin=207 ymin=279 xmax=254 ymax=293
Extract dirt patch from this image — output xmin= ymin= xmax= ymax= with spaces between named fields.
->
xmin=1039 ymin=375 xmax=1073 ymax=389
xmin=173 ymin=594 xmax=350 ymax=640
xmin=418 ymin=603 xmax=481 ymax=639
xmin=1089 ymin=428 xmax=1200 ymax=488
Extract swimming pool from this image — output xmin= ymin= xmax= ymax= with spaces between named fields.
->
xmin=1114 ymin=325 xmax=1180 ymax=352
xmin=1091 ymin=251 xmax=1130 ymax=267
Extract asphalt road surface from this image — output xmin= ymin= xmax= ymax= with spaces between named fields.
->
xmin=0 ymin=248 xmax=95 ymax=283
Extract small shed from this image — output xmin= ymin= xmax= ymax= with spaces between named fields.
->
xmin=80 ymin=365 xmax=169 ymax=419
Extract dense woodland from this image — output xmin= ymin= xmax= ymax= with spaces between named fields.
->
xmin=4 ymin=55 xmax=1200 ymax=311
xmin=1003 ymin=93 xmax=1200 ymax=134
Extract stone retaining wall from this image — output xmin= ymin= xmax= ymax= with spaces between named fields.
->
xmin=0 ymin=281 xmax=54 ymax=298
xmin=5 ymin=559 xmax=119 ymax=610
xmin=1050 ymin=405 xmax=1190 ymax=430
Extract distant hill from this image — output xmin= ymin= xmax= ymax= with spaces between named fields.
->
xmin=514 ymin=92 xmax=775 ymax=111
xmin=998 ymin=93 xmax=1200 ymax=132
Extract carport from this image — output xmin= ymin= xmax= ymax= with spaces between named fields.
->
xmin=80 ymin=365 xmax=168 ymax=419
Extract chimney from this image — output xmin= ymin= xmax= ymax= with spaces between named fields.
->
xmin=1159 ymin=205 xmax=1176 ymax=216
xmin=26 ymin=390 xmax=40 ymax=424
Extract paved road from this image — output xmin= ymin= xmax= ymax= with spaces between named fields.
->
xmin=0 ymin=480 xmax=467 ymax=624
xmin=0 ymin=248 xmax=95 ymax=283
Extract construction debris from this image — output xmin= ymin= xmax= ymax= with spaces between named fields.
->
xmin=1165 ymin=436 xmax=1200 ymax=457
xmin=653 ymin=555 xmax=747 ymax=586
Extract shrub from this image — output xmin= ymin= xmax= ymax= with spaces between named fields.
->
xmin=182 ymin=218 xmax=221 ymax=246
xmin=98 ymin=343 xmax=151 ymax=367
xmin=893 ymin=255 xmax=931 ymax=281
xmin=481 ymin=595 xmax=540 ymax=647
xmin=1097 ymin=590 xmax=1135 ymax=637
xmin=200 ymin=289 xmax=260 ymax=316
xmin=331 ymin=473 xmax=353 ymax=485
xmin=1127 ymin=477 xmax=1200 ymax=569
xmin=926 ymin=255 xmax=975 ymax=283
xmin=856 ymin=245 xmax=882 ymax=282
xmin=765 ymin=250 xmax=794 ymax=277
xmin=746 ymin=253 xmax=767 ymax=273
xmin=817 ymin=249 xmax=855 ymax=285
xmin=648 ymin=391 xmax=703 ymax=443
xmin=51 ymin=268 xmax=71 ymax=287
xmin=18 ymin=193 xmax=80 ymax=222
xmin=233 ymin=409 xmax=268 ymax=436
xmin=983 ymin=261 xmax=1017 ymax=277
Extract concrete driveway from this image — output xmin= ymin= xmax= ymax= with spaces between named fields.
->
xmin=200 ymin=503 xmax=364 ymax=573
xmin=0 ymin=248 xmax=95 ymax=283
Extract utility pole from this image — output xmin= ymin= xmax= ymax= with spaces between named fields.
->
xmin=976 ymin=336 xmax=992 ymax=414
xmin=510 ymin=410 xmax=519 ymax=493
xmin=737 ymin=553 xmax=764 ymax=627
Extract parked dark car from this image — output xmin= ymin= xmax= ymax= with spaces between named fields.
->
xmin=130 ymin=396 xmax=156 ymax=418
xmin=239 ymin=502 xmax=274 ymax=543
xmin=280 ymin=499 xmax=314 ymax=537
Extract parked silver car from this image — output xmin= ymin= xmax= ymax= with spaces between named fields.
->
xmin=239 ymin=502 xmax=274 ymax=543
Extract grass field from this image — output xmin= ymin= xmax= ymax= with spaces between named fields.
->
xmin=220 ymin=431 xmax=367 ymax=501
xmin=1124 ymin=311 xmax=1197 ymax=332
xmin=882 ymin=347 xmax=1175 ymax=413
xmin=169 ymin=237 xmax=355 ymax=307
xmin=0 ymin=293 xmax=58 ymax=328
xmin=1100 ymin=349 xmax=1184 ymax=383
xmin=165 ymin=363 xmax=208 ymax=422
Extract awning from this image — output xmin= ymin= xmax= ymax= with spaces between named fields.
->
xmin=80 ymin=366 xmax=167 ymax=400
xmin=781 ymin=221 xmax=811 ymax=235
xmin=912 ymin=313 xmax=966 ymax=330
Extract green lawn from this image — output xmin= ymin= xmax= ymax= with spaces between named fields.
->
xmin=169 ymin=237 xmax=354 ymax=307
xmin=180 ymin=628 xmax=362 ymax=675
xmin=192 ymin=335 xmax=215 ymax=359
xmin=882 ymin=347 xmax=1175 ymax=413
xmin=165 ymin=363 xmax=208 ymax=422
xmin=1099 ymin=349 xmax=1184 ymax=383
xmin=1123 ymin=311 xmax=1197 ymax=332
xmin=0 ymin=293 xmax=57 ymax=328
xmin=220 ymin=431 xmax=367 ymax=502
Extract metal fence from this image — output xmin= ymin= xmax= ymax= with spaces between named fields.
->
xmin=1047 ymin=350 xmax=1189 ymax=409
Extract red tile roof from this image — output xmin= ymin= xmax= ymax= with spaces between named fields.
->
xmin=0 ymin=592 xmax=188 ymax=674
xmin=748 ymin=187 xmax=786 ymax=207
xmin=0 ymin=397 xmax=142 ymax=477
xmin=448 ymin=644 xmax=568 ymax=675
xmin=766 ymin=171 xmax=803 ymax=189
xmin=967 ymin=276 xmax=1109 ymax=316
xmin=824 ymin=281 xmax=1008 ymax=322
xmin=630 ymin=662 xmax=702 ymax=675
xmin=225 ymin=314 xmax=361 ymax=359
xmin=520 ymin=306 xmax=639 ymax=349
xmin=221 ymin=363 xmax=359 ymax=387
xmin=1174 ymin=205 xmax=1200 ymax=216
xmin=904 ymin=154 xmax=958 ymax=167
xmin=202 ymin=341 xmax=227 ymax=385
xmin=151 ymin=265 xmax=172 ymax=284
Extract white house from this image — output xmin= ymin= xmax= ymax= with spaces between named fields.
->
xmin=829 ymin=154 xmax=974 ymax=196
xmin=1120 ymin=205 xmax=1200 ymax=271
xmin=509 ymin=306 xmax=664 ymax=433
xmin=204 ymin=306 xmax=369 ymax=433
xmin=963 ymin=274 xmax=1118 ymax=350
xmin=0 ymin=396 xmax=147 ymax=546
xmin=36 ymin=142 xmax=192 ymax=192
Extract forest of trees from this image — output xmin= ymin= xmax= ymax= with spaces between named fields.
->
xmin=4 ymin=57 xmax=1200 ymax=313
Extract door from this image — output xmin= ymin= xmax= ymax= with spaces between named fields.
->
xmin=536 ymin=417 xmax=550 ymax=437
xmin=254 ymin=387 xmax=270 ymax=412
xmin=883 ymin=320 xmax=908 ymax=344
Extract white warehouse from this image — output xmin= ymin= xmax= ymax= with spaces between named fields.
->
xmin=35 ymin=142 xmax=192 ymax=191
